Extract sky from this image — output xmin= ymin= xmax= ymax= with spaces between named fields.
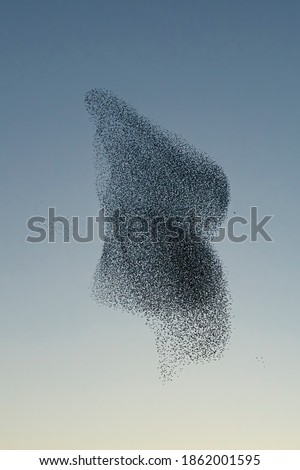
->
xmin=0 ymin=0 xmax=299 ymax=449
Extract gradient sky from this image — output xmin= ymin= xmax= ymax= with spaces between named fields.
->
xmin=0 ymin=0 xmax=299 ymax=449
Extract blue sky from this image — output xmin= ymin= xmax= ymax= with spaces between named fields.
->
xmin=0 ymin=0 xmax=299 ymax=449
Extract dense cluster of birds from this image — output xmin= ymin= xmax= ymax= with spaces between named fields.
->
xmin=85 ymin=89 xmax=231 ymax=380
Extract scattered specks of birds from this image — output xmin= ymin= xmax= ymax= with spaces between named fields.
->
xmin=256 ymin=356 xmax=266 ymax=368
xmin=85 ymin=88 xmax=232 ymax=381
